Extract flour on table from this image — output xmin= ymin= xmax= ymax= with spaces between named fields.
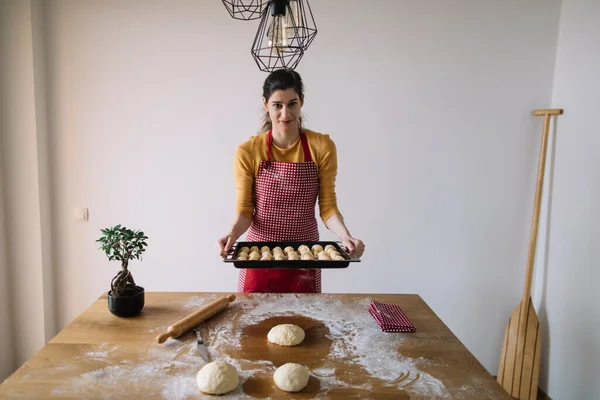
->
xmin=80 ymin=344 xmax=118 ymax=361
xmin=209 ymin=294 xmax=448 ymax=397
xmin=182 ymin=293 xmax=223 ymax=310
xmin=51 ymin=294 xmax=470 ymax=399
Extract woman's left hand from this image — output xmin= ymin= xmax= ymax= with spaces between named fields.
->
xmin=341 ymin=237 xmax=365 ymax=258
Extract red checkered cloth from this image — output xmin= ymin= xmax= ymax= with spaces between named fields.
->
xmin=369 ymin=301 xmax=417 ymax=333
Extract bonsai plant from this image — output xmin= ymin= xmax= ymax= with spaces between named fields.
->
xmin=97 ymin=225 xmax=148 ymax=317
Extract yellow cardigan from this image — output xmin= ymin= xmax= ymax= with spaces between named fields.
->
xmin=234 ymin=129 xmax=341 ymax=223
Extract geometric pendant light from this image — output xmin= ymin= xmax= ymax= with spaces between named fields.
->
xmin=285 ymin=0 xmax=317 ymax=50
xmin=221 ymin=0 xmax=269 ymax=21
xmin=250 ymin=0 xmax=318 ymax=72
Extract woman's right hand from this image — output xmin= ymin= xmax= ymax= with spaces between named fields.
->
xmin=217 ymin=214 xmax=251 ymax=257
xmin=217 ymin=232 xmax=237 ymax=257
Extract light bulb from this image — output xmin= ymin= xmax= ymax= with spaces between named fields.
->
xmin=267 ymin=14 xmax=288 ymax=49
xmin=285 ymin=0 xmax=300 ymax=37
xmin=266 ymin=0 xmax=301 ymax=52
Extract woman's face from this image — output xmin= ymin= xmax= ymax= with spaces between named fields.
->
xmin=263 ymin=88 xmax=303 ymax=134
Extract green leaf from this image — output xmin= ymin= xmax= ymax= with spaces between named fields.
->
xmin=98 ymin=225 xmax=148 ymax=267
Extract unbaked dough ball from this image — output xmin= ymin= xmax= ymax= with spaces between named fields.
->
xmin=324 ymin=246 xmax=337 ymax=255
xmin=260 ymin=245 xmax=271 ymax=254
xmin=237 ymin=255 xmax=248 ymax=261
xmin=328 ymin=250 xmax=341 ymax=258
xmin=238 ymin=251 xmax=249 ymax=258
xmin=283 ymin=246 xmax=295 ymax=255
xmin=261 ymin=252 xmax=273 ymax=260
xmin=239 ymin=246 xmax=250 ymax=254
xmin=333 ymin=255 xmax=345 ymax=260
xmin=317 ymin=251 xmax=331 ymax=260
xmin=274 ymin=253 xmax=285 ymax=260
xmin=267 ymin=324 xmax=305 ymax=346
xmin=272 ymin=246 xmax=283 ymax=254
xmin=287 ymin=252 xmax=299 ymax=260
xmin=250 ymin=246 xmax=259 ymax=253
xmin=273 ymin=363 xmax=310 ymax=392
xmin=196 ymin=360 xmax=239 ymax=395
xmin=311 ymin=244 xmax=324 ymax=255
xmin=301 ymin=252 xmax=313 ymax=260
xmin=249 ymin=251 xmax=260 ymax=260
xmin=297 ymin=245 xmax=310 ymax=254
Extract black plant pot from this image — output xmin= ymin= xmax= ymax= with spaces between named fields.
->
xmin=108 ymin=286 xmax=145 ymax=317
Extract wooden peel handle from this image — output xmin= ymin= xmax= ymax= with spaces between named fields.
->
xmin=533 ymin=109 xmax=563 ymax=116
xmin=156 ymin=294 xmax=236 ymax=343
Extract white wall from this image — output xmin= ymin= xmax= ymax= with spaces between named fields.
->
xmin=0 ymin=3 xmax=14 ymax=380
xmin=47 ymin=0 xmax=562 ymax=375
xmin=0 ymin=3 xmax=16 ymax=377
xmin=0 ymin=0 xmax=54 ymax=378
xmin=0 ymin=153 xmax=15 ymax=381
xmin=1 ymin=0 xmax=568 ymax=384
xmin=31 ymin=0 xmax=58 ymax=345
xmin=537 ymin=0 xmax=599 ymax=398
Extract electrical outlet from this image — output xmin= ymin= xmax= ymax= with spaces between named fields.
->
xmin=74 ymin=208 xmax=89 ymax=222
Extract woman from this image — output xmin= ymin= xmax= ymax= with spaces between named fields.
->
xmin=217 ymin=68 xmax=365 ymax=293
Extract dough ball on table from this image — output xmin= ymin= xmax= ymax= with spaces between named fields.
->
xmin=250 ymin=246 xmax=259 ymax=253
xmin=283 ymin=246 xmax=295 ymax=255
xmin=196 ymin=360 xmax=239 ymax=395
xmin=261 ymin=252 xmax=273 ymax=260
xmin=297 ymin=245 xmax=310 ymax=254
xmin=260 ymin=245 xmax=271 ymax=254
xmin=239 ymin=246 xmax=250 ymax=254
xmin=249 ymin=251 xmax=260 ymax=260
xmin=317 ymin=251 xmax=331 ymax=260
xmin=267 ymin=324 xmax=305 ymax=346
xmin=301 ymin=252 xmax=314 ymax=260
xmin=311 ymin=244 xmax=324 ymax=255
xmin=273 ymin=363 xmax=310 ymax=392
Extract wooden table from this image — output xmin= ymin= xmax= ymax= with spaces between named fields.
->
xmin=0 ymin=292 xmax=511 ymax=399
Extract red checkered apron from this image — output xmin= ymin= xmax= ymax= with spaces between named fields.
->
xmin=238 ymin=130 xmax=321 ymax=293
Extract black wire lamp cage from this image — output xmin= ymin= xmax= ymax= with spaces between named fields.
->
xmin=250 ymin=0 xmax=318 ymax=72
xmin=222 ymin=0 xmax=269 ymax=21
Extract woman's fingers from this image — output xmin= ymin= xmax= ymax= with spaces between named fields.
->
xmin=225 ymin=236 xmax=234 ymax=251
xmin=342 ymin=238 xmax=354 ymax=252
xmin=217 ymin=236 xmax=229 ymax=256
xmin=351 ymin=238 xmax=365 ymax=257
xmin=217 ymin=235 xmax=237 ymax=257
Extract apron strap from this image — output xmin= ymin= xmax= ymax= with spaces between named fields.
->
xmin=266 ymin=129 xmax=312 ymax=168
xmin=266 ymin=129 xmax=273 ymax=165
xmin=300 ymin=132 xmax=313 ymax=162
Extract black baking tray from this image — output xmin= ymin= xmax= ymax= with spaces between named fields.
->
xmin=223 ymin=241 xmax=360 ymax=269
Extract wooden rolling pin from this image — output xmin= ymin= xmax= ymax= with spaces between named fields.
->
xmin=156 ymin=294 xmax=236 ymax=343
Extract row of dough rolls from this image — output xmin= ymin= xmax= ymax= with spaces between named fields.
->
xmin=236 ymin=244 xmax=345 ymax=261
